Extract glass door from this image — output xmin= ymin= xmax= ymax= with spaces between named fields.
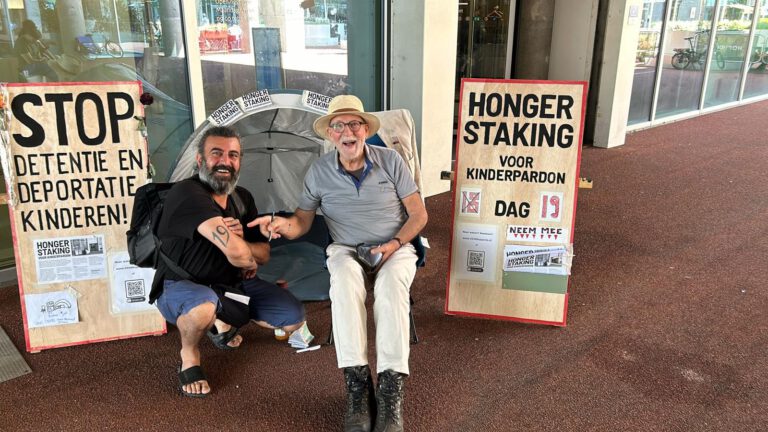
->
xmin=703 ymin=0 xmax=757 ymax=107
xmin=743 ymin=2 xmax=768 ymax=98
xmin=456 ymin=0 xmax=514 ymax=96
xmin=196 ymin=0 xmax=381 ymax=113
xmin=628 ymin=0 xmax=667 ymax=125
xmin=655 ymin=0 xmax=717 ymax=119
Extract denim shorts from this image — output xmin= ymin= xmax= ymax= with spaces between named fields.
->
xmin=156 ymin=278 xmax=304 ymax=328
xmin=156 ymin=279 xmax=220 ymax=325
xmin=241 ymin=277 xmax=305 ymax=328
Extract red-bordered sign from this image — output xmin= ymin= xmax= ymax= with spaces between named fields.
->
xmin=445 ymin=79 xmax=587 ymax=326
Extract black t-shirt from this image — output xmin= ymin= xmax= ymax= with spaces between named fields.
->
xmin=149 ymin=177 xmax=265 ymax=301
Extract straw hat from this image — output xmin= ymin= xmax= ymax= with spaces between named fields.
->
xmin=312 ymin=95 xmax=380 ymax=140
xmin=48 ymin=54 xmax=82 ymax=78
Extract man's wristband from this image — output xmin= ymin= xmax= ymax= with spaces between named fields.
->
xmin=391 ymin=237 xmax=404 ymax=248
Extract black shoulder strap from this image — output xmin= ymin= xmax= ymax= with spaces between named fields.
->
xmin=230 ymin=188 xmax=245 ymax=219
xmin=158 ymin=248 xmax=195 ymax=282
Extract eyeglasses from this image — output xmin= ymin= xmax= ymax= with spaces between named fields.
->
xmin=329 ymin=120 xmax=366 ymax=133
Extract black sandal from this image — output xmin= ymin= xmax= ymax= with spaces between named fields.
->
xmin=206 ymin=326 xmax=240 ymax=350
xmin=178 ymin=365 xmax=209 ymax=398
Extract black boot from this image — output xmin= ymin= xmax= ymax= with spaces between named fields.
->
xmin=373 ymin=370 xmax=406 ymax=432
xmin=343 ymin=365 xmax=376 ymax=432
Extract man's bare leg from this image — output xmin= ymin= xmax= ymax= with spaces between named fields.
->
xmin=177 ymin=302 xmax=216 ymax=396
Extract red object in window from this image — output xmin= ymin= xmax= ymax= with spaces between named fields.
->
xmin=199 ymin=30 xmax=229 ymax=53
xmin=228 ymin=35 xmax=241 ymax=51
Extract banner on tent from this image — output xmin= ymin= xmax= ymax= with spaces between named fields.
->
xmin=0 ymin=81 xmax=165 ymax=352
xmin=208 ymin=89 xmax=274 ymax=126
xmin=302 ymin=91 xmax=331 ymax=111
xmin=445 ymin=79 xmax=586 ymax=326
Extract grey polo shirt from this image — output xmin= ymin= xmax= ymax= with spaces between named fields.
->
xmin=298 ymin=145 xmax=419 ymax=246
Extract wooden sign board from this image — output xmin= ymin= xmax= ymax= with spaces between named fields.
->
xmin=445 ymin=79 xmax=587 ymax=326
xmin=0 ymin=82 xmax=165 ymax=352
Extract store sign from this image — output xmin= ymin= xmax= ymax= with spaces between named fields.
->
xmin=0 ymin=82 xmax=165 ymax=351
xmin=445 ymin=79 xmax=586 ymax=326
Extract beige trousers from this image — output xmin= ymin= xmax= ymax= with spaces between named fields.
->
xmin=326 ymin=243 xmax=417 ymax=375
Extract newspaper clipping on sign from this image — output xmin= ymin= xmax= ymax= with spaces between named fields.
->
xmin=502 ymin=245 xmax=571 ymax=276
xmin=33 ymin=235 xmax=106 ymax=284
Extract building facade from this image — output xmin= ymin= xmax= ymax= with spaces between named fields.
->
xmin=0 ymin=0 xmax=766 ymax=282
xmin=628 ymin=0 xmax=768 ymax=128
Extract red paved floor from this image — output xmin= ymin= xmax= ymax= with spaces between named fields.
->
xmin=1 ymin=100 xmax=767 ymax=431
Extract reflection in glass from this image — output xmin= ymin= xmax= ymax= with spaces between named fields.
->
xmin=197 ymin=0 xmax=375 ymax=115
xmin=628 ymin=0 xmax=667 ymax=125
xmin=0 ymin=0 xmax=194 ymax=181
xmin=455 ymin=0 xmax=511 ymax=96
xmin=655 ymin=0 xmax=715 ymax=119
xmin=703 ymin=0 xmax=755 ymax=108
xmin=0 ymin=172 xmax=10 ymax=267
xmin=743 ymin=5 xmax=768 ymax=98
xmin=0 ymin=0 xmax=196 ymax=266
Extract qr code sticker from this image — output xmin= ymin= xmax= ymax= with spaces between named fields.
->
xmin=467 ymin=250 xmax=485 ymax=272
xmin=125 ymin=279 xmax=146 ymax=302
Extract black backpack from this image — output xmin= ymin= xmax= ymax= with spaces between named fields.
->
xmin=125 ymin=182 xmax=194 ymax=278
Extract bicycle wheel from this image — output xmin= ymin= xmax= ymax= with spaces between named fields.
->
xmin=105 ymin=41 xmax=124 ymax=58
xmin=671 ymin=52 xmax=690 ymax=70
xmin=716 ymin=51 xmax=725 ymax=69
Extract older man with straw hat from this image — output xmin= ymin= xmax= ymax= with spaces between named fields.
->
xmin=249 ymin=94 xmax=427 ymax=431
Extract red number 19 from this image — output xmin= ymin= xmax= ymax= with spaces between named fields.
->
xmin=541 ymin=194 xmax=560 ymax=220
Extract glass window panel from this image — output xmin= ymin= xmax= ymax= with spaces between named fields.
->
xmin=0 ymin=0 xmax=194 ymax=180
xmin=628 ymin=0 xmax=667 ymax=125
xmin=0 ymin=0 xmax=194 ymax=269
xmin=0 ymin=168 xmax=10 ymax=267
xmin=655 ymin=0 xmax=716 ymax=119
xmin=197 ymin=0 xmax=380 ymax=114
xmin=0 ymin=206 xmax=12 ymax=267
xmin=703 ymin=0 xmax=756 ymax=107
xmin=743 ymin=4 xmax=768 ymax=98
xmin=455 ymin=0 xmax=512 ymax=98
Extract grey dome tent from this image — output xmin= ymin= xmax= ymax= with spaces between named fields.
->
xmin=167 ymin=89 xmax=424 ymax=302
xmin=169 ymin=90 xmax=331 ymax=214
xmin=168 ymin=89 xmax=333 ymax=301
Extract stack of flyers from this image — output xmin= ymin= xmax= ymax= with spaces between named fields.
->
xmin=288 ymin=322 xmax=315 ymax=349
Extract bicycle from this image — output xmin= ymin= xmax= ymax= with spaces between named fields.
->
xmin=749 ymin=35 xmax=768 ymax=69
xmin=671 ymin=30 xmax=724 ymax=70
xmin=20 ymin=39 xmax=56 ymax=63
xmin=75 ymin=33 xmax=124 ymax=59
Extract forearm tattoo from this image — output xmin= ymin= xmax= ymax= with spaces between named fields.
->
xmin=212 ymin=225 xmax=230 ymax=248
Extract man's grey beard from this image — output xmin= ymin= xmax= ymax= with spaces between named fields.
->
xmin=198 ymin=164 xmax=239 ymax=195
